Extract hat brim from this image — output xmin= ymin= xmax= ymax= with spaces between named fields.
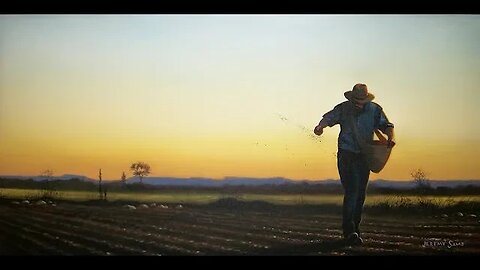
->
xmin=344 ymin=91 xmax=375 ymax=104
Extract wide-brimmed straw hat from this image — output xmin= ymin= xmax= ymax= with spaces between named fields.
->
xmin=344 ymin=83 xmax=375 ymax=104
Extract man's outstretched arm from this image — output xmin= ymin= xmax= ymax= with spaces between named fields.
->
xmin=314 ymin=119 xmax=330 ymax=136
xmin=314 ymin=104 xmax=342 ymax=136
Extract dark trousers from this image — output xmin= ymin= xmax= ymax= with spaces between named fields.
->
xmin=337 ymin=149 xmax=370 ymax=238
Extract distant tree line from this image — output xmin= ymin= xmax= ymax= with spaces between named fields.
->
xmin=0 ymin=178 xmax=97 ymax=191
xmin=1 ymin=177 xmax=480 ymax=195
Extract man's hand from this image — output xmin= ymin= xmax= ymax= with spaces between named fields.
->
xmin=314 ymin=125 xmax=324 ymax=136
xmin=387 ymin=139 xmax=396 ymax=149
xmin=385 ymin=127 xmax=395 ymax=148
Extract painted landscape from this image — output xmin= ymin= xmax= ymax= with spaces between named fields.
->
xmin=1 ymin=15 xmax=479 ymax=256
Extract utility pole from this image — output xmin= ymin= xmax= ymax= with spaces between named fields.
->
xmin=98 ymin=168 xmax=103 ymax=200
xmin=121 ymin=171 xmax=127 ymax=187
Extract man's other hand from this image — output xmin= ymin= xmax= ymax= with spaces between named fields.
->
xmin=314 ymin=125 xmax=324 ymax=136
xmin=387 ymin=139 xmax=396 ymax=149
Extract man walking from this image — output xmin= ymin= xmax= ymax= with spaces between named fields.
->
xmin=314 ymin=83 xmax=395 ymax=246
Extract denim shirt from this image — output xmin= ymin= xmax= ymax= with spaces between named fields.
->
xmin=319 ymin=101 xmax=393 ymax=153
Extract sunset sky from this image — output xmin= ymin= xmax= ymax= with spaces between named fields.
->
xmin=0 ymin=15 xmax=479 ymax=181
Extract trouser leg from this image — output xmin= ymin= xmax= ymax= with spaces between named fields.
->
xmin=338 ymin=150 xmax=370 ymax=238
xmin=338 ymin=150 xmax=356 ymax=237
xmin=353 ymin=154 xmax=370 ymax=236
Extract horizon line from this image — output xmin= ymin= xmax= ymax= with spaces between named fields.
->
xmin=1 ymin=174 xmax=480 ymax=182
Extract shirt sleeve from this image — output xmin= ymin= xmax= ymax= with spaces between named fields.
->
xmin=319 ymin=103 xmax=343 ymax=127
xmin=376 ymin=106 xmax=394 ymax=133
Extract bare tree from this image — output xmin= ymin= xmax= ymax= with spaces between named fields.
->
xmin=130 ymin=162 xmax=151 ymax=184
xmin=39 ymin=169 xmax=56 ymax=200
xmin=40 ymin=169 xmax=54 ymax=190
xmin=411 ymin=168 xmax=431 ymax=190
xmin=40 ymin=169 xmax=54 ymax=181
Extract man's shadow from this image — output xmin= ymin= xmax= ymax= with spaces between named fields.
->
xmin=256 ymin=239 xmax=348 ymax=256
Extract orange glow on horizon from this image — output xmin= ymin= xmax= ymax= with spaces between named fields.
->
xmin=1 ymin=127 xmax=479 ymax=181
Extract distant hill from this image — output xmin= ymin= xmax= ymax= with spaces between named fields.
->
xmin=126 ymin=176 xmax=480 ymax=188
xmin=1 ymin=175 xmax=480 ymax=188
xmin=0 ymin=174 xmax=95 ymax=182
